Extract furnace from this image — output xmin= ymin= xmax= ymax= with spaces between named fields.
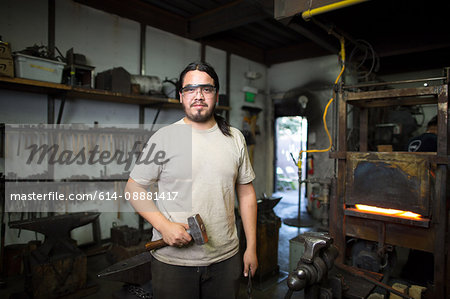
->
xmin=330 ymin=71 xmax=449 ymax=298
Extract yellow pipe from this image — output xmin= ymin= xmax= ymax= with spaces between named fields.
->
xmin=296 ymin=37 xmax=345 ymax=170
xmin=302 ymin=0 xmax=369 ymax=20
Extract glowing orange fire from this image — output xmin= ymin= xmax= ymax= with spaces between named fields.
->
xmin=355 ymin=204 xmax=422 ymax=219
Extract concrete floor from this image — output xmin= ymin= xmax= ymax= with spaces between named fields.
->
xmin=235 ymin=189 xmax=316 ymax=299
xmin=0 ymin=188 xmax=432 ymax=299
xmin=0 ymin=190 xmax=319 ymax=299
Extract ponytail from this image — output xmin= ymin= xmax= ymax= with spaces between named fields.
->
xmin=214 ymin=113 xmax=231 ymax=137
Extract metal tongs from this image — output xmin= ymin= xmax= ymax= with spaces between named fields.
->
xmin=247 ymin=267 xmax=253 ymax=299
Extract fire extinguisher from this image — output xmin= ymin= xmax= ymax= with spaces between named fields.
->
xmin=308 ymin=189 xmax=319 ymax=213
xmin=308 ymin=191 xmax=315 ymax=214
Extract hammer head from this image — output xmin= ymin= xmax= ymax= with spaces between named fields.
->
xmin=187 ymin=214 xmax=208 ymax=245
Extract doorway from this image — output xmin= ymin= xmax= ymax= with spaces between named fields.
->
xmin=273 ymin=116 xmax=309 ymax=274
xmin=274 ymin=116 xmax=308 ymax=206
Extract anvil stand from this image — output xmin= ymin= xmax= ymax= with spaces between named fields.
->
xmin=283 ymin=165 xmax=314 ymax=228
xmin=9 ymin=212 xmax=101 ymax=299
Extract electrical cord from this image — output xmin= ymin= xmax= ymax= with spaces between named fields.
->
xmin=348 ymin=39 xmax=379 ymax=80
xmin=296 ymin=37 xmax=346 ymax=170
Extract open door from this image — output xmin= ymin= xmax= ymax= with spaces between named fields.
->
xmin=274 ymin=116 xmax=308 ymax=213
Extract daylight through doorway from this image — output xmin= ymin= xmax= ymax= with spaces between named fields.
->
xmin=275 ymin=116 xmax=307 ymax=211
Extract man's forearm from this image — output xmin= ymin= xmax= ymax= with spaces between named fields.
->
xmin=237 ymin=182 xmax=258 ymax=276
xmin=237 ymin=183 xmax=257 ymax=249
xmin=125 ymin=178 xmax=168 ymax=230
xmin=241 ymin=201 xmax=257 ymax=249
xmin=125 ymin=178 xmax=191 ymax=246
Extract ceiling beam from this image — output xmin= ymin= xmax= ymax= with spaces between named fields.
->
xmin=202 ymin=36 xmax=265 ymax=64
xmin=287 ymin=20 xmax=338 ymax=54
xmin=265 ymin=42 xmax=331 ymax=65
xmin=75 ymin=0 xmax=187 ymax=37
xmin=188 ymin=0 xmax=272 ymax=39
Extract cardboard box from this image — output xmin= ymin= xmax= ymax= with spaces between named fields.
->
xmin=0 ymin=57 xmax=14 ymax=77
xmin=0 ymin=42 xmax=12 ymax=59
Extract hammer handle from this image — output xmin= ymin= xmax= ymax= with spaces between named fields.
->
xmin=145 ymin=239 xmax=168 ymax=251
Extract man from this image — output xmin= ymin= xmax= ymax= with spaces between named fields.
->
xmin=403 ymin=115 xmax=437 ymax=284
xmin=125 ymin=61 xmax=258 ymax=299
xmin=407 ymin=115 xmax=437 ymax=152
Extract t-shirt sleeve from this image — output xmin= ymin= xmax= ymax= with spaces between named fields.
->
xmin=129 ymin=132 xmax=164 ymax=186
xmin=235 ymin=129 xmax=256 ymax=184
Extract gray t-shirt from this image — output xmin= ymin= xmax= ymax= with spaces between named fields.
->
xmin=130 ymin=119 xmax=255 ymax=266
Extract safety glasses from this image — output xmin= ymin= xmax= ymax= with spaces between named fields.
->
xmin=180 ymin=84 xmax=217 ymax=99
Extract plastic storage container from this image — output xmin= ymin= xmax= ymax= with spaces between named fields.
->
xmin=14 ymin=53 xmax=65 ymax=83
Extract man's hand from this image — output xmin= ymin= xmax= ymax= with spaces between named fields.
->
xmin=125 ymin=178 xmax=192 ymax=247
xmin=243 ymin=248 xmax=258 ymax=277
xmin=159 ymin=221 xmax=192 ymax=247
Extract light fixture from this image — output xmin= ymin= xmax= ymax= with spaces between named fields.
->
xmin=298 ymin=95 xmax=308 ymax=109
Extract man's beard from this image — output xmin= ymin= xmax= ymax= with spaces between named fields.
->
xmin=184 ymin=102 xmax=216 ymax=123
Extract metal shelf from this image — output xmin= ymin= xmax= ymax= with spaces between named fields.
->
xmin=0 ymin=76 xmax=231 ymax=111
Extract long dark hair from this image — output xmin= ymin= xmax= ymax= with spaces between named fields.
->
xmin=179 ymin=61 xmax=231 ymax=137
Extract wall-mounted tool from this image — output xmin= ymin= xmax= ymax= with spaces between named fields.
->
xmin=241 ymin=106 xmax=262 ymax=165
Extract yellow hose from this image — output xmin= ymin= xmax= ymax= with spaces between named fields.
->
xmin=297 ymin=37 xmax=345 ymax=169
xmin=302 ymin=0 xmax=369 ymax=20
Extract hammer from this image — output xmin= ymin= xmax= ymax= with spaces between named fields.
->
xmin=145 ymin=214 xmax=208 ymax=251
